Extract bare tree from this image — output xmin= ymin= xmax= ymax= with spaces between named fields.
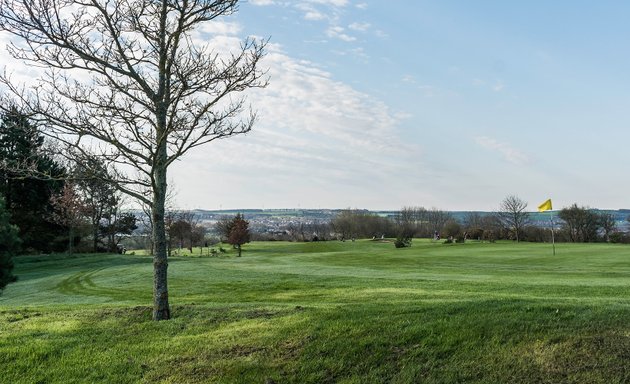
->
xmin=558 ymin=204 xmax=601 ymax=243
xmin=598 ymin=212 xmax=616 ymax=243
xmin=167 ymin=210 xmax=204 ymax=252
xmin=50 ymin=183 xmax=89 ymax=254
xmin=331 ymin=209 xmax=361 ymax=240
xmin=394 ymin=207 xmax=416 ymax=247
xmin=214 ymin=214 xmax=234 ymax=242
xmin=498 ymin=195 xmax=530 ymax=242
xmin=426 ymin=208 xmax=452 ymax=237
xmin=0 ymin=1 xmax=267 ymax=320
xmin=73 ymin=156 xmax=118 ymax=252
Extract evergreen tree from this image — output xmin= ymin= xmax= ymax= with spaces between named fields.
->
xmin=0 ymin=196 xmax=19 ymax=293
xmin=0 ymin=107 xmax=67 ymax=252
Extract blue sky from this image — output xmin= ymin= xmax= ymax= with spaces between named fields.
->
xmin=170 ymin=0 xmax=630 ymax=211
xmin=3 ymin=1 xmax=630 ymax=211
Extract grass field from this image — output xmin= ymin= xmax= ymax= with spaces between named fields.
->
xmin=2 ymin=240 xmax=630 ymax=383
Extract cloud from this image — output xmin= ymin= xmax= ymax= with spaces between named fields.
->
xmin=2 ymin=10 xmax=410 ymax=209
xmin=295 ymin=0 xmax=349 ymax=21
xmin=332 ymin=47 xmax=369 ymax=61
xmin=296 ymin=3 xmax=327 ymax=21
xmin=326 ymin=26 xmax=356 ymax=42
xmin=308 ymin=0 xmax=349 ymax=6
xmin=348 ymin=22 xmax=371 ymax=32
xmin=475 ymin=136 xmax=530 ymax=165
xmin=198 ymin=21 xmax=242 ymax=36
xmin=176 ymin=39 xmax=420 ymax=203
xmin=255 ymin=1 xmax=366 ymax=44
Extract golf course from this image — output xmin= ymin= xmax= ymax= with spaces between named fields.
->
xmin=2 ymin=240 xmax=630 ymax=383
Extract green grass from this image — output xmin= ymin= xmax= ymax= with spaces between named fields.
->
xmin=2 ymin=240 xmax=630 ymax=383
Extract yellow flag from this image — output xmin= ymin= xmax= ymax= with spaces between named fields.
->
xmin=538 ymin=199 xmax=552 ymax=212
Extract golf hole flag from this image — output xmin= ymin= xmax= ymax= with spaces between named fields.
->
xmin=538 ymin=199 xmax=552 ymax=212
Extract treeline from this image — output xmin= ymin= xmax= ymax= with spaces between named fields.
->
xmin=251 ymin=202 xmax=630 ymax=247
xmin=0 ymin=107 xmax=137 ymax=255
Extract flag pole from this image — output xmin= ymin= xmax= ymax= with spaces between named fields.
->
xmin=550 ymin=211 xmax=556 ymax=256
xmin=538 ymin=199 xmax=555 ymax=256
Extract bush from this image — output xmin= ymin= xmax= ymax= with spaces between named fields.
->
xmin=609 ymin=232 xmax=630 ymax=244
xmin=394 ymin=237 xmax=412 ymax=248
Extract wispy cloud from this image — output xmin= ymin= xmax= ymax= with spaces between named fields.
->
xmin=475 ymin=136 xmax=529 ymax=165
xmin=348 ymin=22 xmax=371 ymax=32
xmin=332 ymin=47 xmax=369 ymax=61
xmin=178 ymin=39 xmax=419 ymax=199
xmin=326 ymin=26 xmax=356 ymax=42
xmin=308 ymin=0 xmax=349 ymax=6
xmin=249 ymin=0 xmax=275 ymax=5
xmin=263 ymin=1 xmax=365 ymax=43
xmin=296 ymin=3 xmax=327 ymax=21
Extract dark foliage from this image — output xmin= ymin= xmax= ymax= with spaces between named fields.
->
xmin=394 ymin=236 xmax=412 ymax=248
xmin=0 ymin=107 xmax=67 ymax=252
xmin=0 ymin=196 xmax=19 ymax=292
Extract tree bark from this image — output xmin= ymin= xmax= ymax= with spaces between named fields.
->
xmin=151 ymin=177 xmax=169 ymax=320
xmin=68 ymin=226 xmax=74 ymax=255
xmin=93 ymin=219 xmax=99 ymax=253
xmin=151 ymin=139 xmax=170 ymax=320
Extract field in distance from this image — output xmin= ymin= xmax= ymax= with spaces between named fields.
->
xmin=2 ymin=240 xmax=630 ymax=383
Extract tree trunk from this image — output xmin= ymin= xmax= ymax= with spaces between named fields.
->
xmin=93 ymin=219 xmax=99 ymax=253
xmin=150 ymin=2 xmax=171 ymax=321
xmin=151 ymin=142 xmax=170 ymax=320
xmin=68 ymin=226 xmax=74 ymax=255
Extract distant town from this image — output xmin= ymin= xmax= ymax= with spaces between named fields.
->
xmin=167 ymin=208 xmax=630 ymax=237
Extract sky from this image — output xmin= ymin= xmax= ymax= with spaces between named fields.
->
xmin=4 ymin=1 xmax=630 ymax=211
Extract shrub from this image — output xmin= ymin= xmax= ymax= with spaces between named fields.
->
xmin=394 ymin=237 xmax=412 ymax=248
xmin=609 ymin=232 xmax=630 ymax=244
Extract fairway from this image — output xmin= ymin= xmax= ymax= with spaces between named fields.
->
xmin=2 ymin=240 xmax=630 ymax=383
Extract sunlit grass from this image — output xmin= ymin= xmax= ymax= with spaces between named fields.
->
xmin=2 ymin=240 xmax=630 ymax=383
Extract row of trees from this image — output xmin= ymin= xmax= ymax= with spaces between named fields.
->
xmin=318 ymin=198 xmax=627 ymax=248
xmin=497 ymin=195 xmax=621 ymax=244
xmin=0 ymin=108 xmax=138 ymax=255
xmin=326 ymin=207 xmax=501 ymax=248
xmin=0 ymin=107 xmax=140 ymax=295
